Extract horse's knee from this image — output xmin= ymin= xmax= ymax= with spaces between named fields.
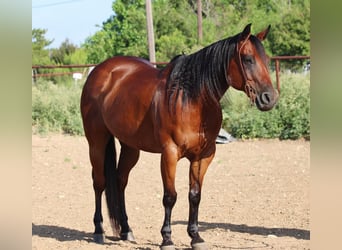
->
xmin=189 ymin=189 xmax=201 ymax=206
xmin=163 ymin=192 xmax=177 ymax=208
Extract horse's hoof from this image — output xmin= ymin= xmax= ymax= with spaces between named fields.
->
xmin=160 ymin=244 xmax=176 ymax=250
xmin=191 ymin=242 xmax=208 ymax=250
xmin=93 ymin=233 xmax=105 ymax=244
xmin=120 ymin=231 xmax=136 ymax=242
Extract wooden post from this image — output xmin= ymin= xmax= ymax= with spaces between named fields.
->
xmin=197 ymin=0 xmax=203 ymax=44
xmin=275 ymin=59 xmax=280 ymax=93
xmin=145 ymin=0 xmax=156 ymax=63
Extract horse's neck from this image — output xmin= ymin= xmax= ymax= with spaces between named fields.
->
xmin=202 ymin=77 xmax=229 ymax=105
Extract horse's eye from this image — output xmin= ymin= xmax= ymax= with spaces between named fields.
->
xmin=244 ymin=55 xmax=255 ymax=65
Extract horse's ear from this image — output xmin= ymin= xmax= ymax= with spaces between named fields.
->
xmin=256 ymin=25 xmax=271 ymax=41
xmin=239 ymin=23 xmax=252 ymax=42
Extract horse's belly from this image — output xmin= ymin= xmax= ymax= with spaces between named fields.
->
xmin=103 ymin=108 xmax=162 ymax=153
xmin=113 ymin=130 xmax=162 ymax=153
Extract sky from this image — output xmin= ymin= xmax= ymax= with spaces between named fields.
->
xmin=32 ymin=0 xmax=114 ymax=48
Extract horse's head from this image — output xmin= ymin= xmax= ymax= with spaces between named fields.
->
xmin=228 ymin=23 xmax=279 ymax=111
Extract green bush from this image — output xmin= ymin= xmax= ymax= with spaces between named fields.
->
xmin=32 ymin=79 xmax=84 ymax=135
xmin=222 ymin=72 xmax=310 ymax=139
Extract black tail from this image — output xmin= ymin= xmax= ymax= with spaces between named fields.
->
xmin=104 ymin=136 xmax=121 ymax=235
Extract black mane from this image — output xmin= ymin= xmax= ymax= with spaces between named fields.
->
xmin=165 ymin=34 xmax=239 ymax=108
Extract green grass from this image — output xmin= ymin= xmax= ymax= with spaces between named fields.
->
xmin=32 ymin=79 xmax=84 ymax=135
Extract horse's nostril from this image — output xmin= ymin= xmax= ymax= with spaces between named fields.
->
xmin=261 ymin=92 xmax=271 ymax=104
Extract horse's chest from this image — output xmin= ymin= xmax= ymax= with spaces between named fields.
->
xmin=173 ymin=119 xmax=220 ymax=158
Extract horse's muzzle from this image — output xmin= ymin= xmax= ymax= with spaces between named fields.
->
xmin=255 ymin=89 xmax=279 ymax=111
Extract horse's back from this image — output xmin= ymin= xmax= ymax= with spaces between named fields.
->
xmin=83 ymin=56 xmax=158 ymax=96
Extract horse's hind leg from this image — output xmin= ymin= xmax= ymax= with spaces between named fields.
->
xmin=116 ymin=142 xmax=140 ymax=241
xmin=89 ymin=133 xmax=112 ymax=243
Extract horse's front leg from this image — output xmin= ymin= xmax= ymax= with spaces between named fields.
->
xmin=160 ymin=146 xmax=178 ymax=250
xmin=188 ymin=152 xmax=215 ymax=250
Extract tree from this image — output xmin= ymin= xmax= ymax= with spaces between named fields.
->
xmin=32 ymin=28 xmax=53 ymax=65
xmin=152 ymin=0 xmax=198 ymax=61
xmin=50 ymin=39 xmax=77 ymax=65
xmin=84 ymin=0 xmax=148 ymax=63
xmin=83 ymin=0 xmax=310 ymax=66
xmin=267 ymin=0 xmax=310 ymax=70
xmin=83 ymin=29 xmax=112 ymax=63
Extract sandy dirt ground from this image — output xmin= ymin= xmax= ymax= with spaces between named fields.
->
xmin=32 ymin=134 xmax=310 ymax=249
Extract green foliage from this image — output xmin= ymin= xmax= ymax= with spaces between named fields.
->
xmin=32 ymin=30 xmax=87 ymax=66
xmin=33 ymin=1 xmax=310 ymax=66
xmin=65 ymin=48 xmax=88 ymax=65
xmin=83 ymin=30 xmax=112 ymax=63
xmin=50 ymin=39 xmax=77 ymax=64
xmin=32 ymin=28 xmax=53 ymax=65
xmin=32 ymin=79 xmax=84 ymax=135
xmin=84 ymin=0 xmax=148 ymax=63
xmin=222 ymin=72 xmax=310 ymax=139
xmin=267 ymin=0 xmax=310 ymax=70
xmin=82 ymin=0 xmax=309 ymax=65
xmin=156 ymin=30 xmax=189 ymax=62
xmin=32 ymin=31 xmax=88 ymax=83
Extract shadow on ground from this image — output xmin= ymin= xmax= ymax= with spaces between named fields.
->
xmin=32 ymin=223 xmax=161 ymax=249
xmin=173 ymin=220 xmax=310 ymax=240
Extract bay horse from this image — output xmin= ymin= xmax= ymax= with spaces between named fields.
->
xmin=80 ymin=23 xmax=278 ymax=250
